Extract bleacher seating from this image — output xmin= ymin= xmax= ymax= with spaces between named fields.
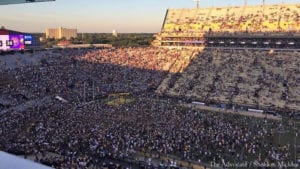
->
xmin=157 ymin=49 xmax=300 ymax=112
xmin=162 ymin=4 xmax=300 ymax=34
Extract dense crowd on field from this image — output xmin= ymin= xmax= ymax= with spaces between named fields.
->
xmin=0 ymin=47 xmax=188 ymax=109
xmin=0 ymin=47 xmax=299 ymax=168
xmin=0 ymin=94 xmax=295 ymax=168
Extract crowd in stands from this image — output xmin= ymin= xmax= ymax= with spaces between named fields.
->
xmin=158 ymin=48 xmax=300 ymax=114
xmin=162 ymin=4 xmax=300 ymax=35
xmin=78 ymin=47 xmax=185 ymax=72
xmin=152 ymin=4 xmax=300 ymax=47
xmin=0 ymin=47 xmax=188 ymax=109
xmin=0 ymin=47 xmax=299 ymax=168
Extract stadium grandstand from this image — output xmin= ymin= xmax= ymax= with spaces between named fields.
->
xmin=154 ymin=2 xmax=300 ymax=114
xmin=1 ymin=1 xmax=300 ymax=169
xmin=153 ymin=3 xmax=300 ymax=47
xmin=157 ymin=48 xmax=300 ymax=112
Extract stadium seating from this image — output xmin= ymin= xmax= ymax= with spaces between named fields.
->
xmin=157 ymin=49 xmax=300 ymax=112
xmin=162 ymin=4 xmax=300 ymax=34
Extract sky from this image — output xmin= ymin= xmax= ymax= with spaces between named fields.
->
xmin=0 ymin=0 xmax=299 ymax=33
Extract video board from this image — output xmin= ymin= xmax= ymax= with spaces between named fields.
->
xmin=9 ymin=34 xmax=25 ymax=50
xmin=24 ymin=34 xmax=33 ymax=45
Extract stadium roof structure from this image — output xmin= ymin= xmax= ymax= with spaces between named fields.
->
xmin=0 ymin=28 xmax=24 ymax=35
xmin=0 ymin=0 xmax=55 ymax=5
xmin=0 ymin=151 xmax=53 ymax=169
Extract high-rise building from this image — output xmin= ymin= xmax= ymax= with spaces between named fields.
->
xmin=45 ymin=27 xmax=77 ymax=40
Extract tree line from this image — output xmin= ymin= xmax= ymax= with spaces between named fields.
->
xmin=39 ymin=33 xmax=155 ymax=48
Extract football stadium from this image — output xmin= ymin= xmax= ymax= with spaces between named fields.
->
xmin=0 ymin=1 xmax=300 ymax=169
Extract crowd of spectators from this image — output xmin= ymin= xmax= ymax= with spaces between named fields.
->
xmin=162 ymin=4 xmax=300 ymax=35
xmin=0 ymin=47 xmax=298 ymax=168
xmin=158 ymin=48 xmax=300 ymax=114
xmin=153 ymin=4 xmax=300 ymax=47
xmin=0 ymin=93 xmax=294 ymax=168
xmin=0 ymin=47 xmax=188 ymax=109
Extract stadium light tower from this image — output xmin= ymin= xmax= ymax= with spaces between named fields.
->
xmin=194 ymin=0 xmax=200 ymax=9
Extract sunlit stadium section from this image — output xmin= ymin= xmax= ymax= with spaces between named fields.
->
xmin=0 ymin=0 xmax=55 ymax=5
xmin=153 ymin=3 xmax=300 ymax=47
xmin=163 ymin=4 xmax=300 ymax=33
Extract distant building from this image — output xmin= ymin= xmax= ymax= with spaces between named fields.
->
xmin=45 ymin=27 xmax=77 ymax=40
xmin=112 ymin=29 xmax=118 ymax=37
xmin=57 ymin=40 xmax=71 ymax=48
